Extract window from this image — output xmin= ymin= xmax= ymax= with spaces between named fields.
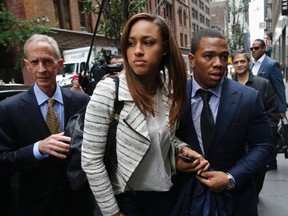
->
xmin=192 ymin=8 xmax=198 ymax=20
xmin=163 ymin=3 xmax=173 ymax=21
xmin=205 ymin=6 xmax=210 ymax=15
xmin=178 ymin=7 xmax=183 ymax=25
xmin=78 ymin=1 xmax=92 ymax=32
xmin=180 ymin=33 xmax=183 ymax=47
xmin=199 ymin=1 xmax=204 ymax=10
xmin=53 ymin=0 xmax=71 ymax=30
xmin=206 ymin=18 xmax=210 ymax=27
xmin=184 ymin=10 xmax=187 ymax=26
xmin=200 ymin=14 xmax=204 ymax=23
xmin=192 ymin=0 xmax=198 ymax=5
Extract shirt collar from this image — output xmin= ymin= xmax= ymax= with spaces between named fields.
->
xmin=191 ymin=75 xmax=223 ymax=99
xmin=34 ymin=83 xmax=63 ymax=106
xmin=255 ymin=54 xmax=266 ymax=64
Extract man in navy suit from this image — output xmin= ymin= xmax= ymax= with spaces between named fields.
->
xmin=0 ymin=34 xmax=90 ymax=216
xmin=174 ymin=28 xmax=273 ymax=215
xmin=250 ymin=39 xmax=287 ymax=171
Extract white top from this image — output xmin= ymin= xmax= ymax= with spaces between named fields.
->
xmin=128 ymin=87 xmax=172 ymax=191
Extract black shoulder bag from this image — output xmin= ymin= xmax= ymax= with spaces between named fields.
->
xmin=104 ymin=76 xmax=124 ymax=178
xmin=65 ymin=76 xmax=123 ymax=190
xmin=276 ymin=116 xmax=288 ymax=158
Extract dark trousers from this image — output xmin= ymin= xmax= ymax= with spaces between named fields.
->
xmin=253 ymin=135 xmax=278 ymax=198
xmin=267 ymin=135 xmax=278 ymax=167
xmin=253 ymin=164 xmax=266 ymax=197
xmin=115 ymin=190 xmax=176 ymax=216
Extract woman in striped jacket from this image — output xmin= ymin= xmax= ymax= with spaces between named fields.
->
xmin=81 ymin=13 xmax=209 ymax=216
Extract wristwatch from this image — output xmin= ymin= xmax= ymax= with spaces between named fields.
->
xmin=226 ymin=173 xmax=236 ymax=190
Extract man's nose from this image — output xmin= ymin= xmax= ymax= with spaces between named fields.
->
xmin=36 ymin=61 xmax=46 ymax=72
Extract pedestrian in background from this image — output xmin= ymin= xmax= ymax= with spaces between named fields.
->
xmin=70 ymin=74 xmax=85 ymax=93
xmin=173 ymin=28 xmax=273 ymax=216
xmin=81 ymin=13 xmax=209 ymax=216
xmin=110 ymin=55 xmax=124 ymax=65
xmin=250 ymin=39 xmax=287 ymax=171
xmin=0 ymin=34 xmax=90 ymax=216
xmin=232 ymin=49 xmax=279 ymax=198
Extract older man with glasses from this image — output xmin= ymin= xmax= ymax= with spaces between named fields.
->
xmin=250 ymin=39 xmax=287 ymax=171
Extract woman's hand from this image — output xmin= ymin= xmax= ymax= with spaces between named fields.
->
xmin=176 ymin=147 xmax=209 ymax=174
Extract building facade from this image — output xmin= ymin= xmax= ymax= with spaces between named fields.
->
xmin=0 ymin=0 xmax=212 ymax=83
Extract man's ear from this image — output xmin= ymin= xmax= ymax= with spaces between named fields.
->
xmin=188 ymin=53 xmax=195 ymax=67
xmin=23 ymin=59 xmax=30 ymax=70
xmin=58 ymin=58 xmax=64 ymax=70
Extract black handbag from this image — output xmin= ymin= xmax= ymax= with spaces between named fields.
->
xmin=276 ymin=117 xmax=288 ymax=158
xmin=65 ymin=75 xmax=123 ymax=190
xmin=104 ymin=76 xmax=124 ymax=178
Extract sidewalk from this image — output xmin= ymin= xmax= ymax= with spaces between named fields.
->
xmin=257 ymin=80 xmax=288 ymax=216
xmin=258 ymin=153 xmax=288 ymax=216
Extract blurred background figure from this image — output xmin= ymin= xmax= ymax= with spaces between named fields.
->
xmin=250 ymin=39 xmax=287 ymax=171
xmin=70 ymin=74 xmax=85 ymax=93
xmin=110 ymin=55 xmax=124 ymax=65
xmin=232 ymin=49 xmax=279 ymax=198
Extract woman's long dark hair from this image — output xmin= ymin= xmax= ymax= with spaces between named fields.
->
xmin=120 ymin=13 xmax=187 ymax=127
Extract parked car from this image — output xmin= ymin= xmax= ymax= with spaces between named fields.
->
xmin=0 ymin=84 xmax=29 ymax=101
xmin=0 ymin=83 xmax=73 ymax=101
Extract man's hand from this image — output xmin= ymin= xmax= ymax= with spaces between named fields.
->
xmin=279 ymin=112 xmax=286 ymax=119
xmin=196 ymin=171 xmax=228 ymax=192
xmin=38 ymin=132 xmax=71 ymax=159
xmin=176 ymin=147 xmax=210 ymax=175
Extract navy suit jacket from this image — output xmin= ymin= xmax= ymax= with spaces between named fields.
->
xmin=251 ymin=55 xmax=286 ymax=112
xmin=176 ymin=77 xmax=273 ymax=215
xmin=0 ymin=87 xmax=89 ymax=216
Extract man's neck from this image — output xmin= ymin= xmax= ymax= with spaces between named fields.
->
xmin=236 ymin=71 xmax=249 ymax=85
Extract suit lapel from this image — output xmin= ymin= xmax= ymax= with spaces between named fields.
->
xmin=119 ymin=77 xmax=150 ymax=141
xmin=214 ymin=78 xmax=242 ymax=144
xmin=257 ymin=56 xmax=267 ymax=75
xmin=61 ymin=89 xmax=75 ymax=127
xmin=249 ymin=62 xmax=254 ymax=71
xmin=21 ymin=89 xmax=50 ymax=137
xmin=121 ymin=76 xmax=173 ymax=143
xmin=124 ymin=103 xmax=150 ymax=141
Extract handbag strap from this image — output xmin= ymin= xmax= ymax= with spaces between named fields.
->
xmin=112 ymin=76 xmax=124 ymax=116
xmin=104 ymin=75 xmax=123 ymax=178
xmin=106 ymin=76 xmax=136 ymax=195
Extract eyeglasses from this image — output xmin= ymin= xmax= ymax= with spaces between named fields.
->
xmin=250 ymin=46 xmax=260 ymax=51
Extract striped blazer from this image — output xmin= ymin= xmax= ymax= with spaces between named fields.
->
xmin=81 ymin=74 xmax=186 ymax=215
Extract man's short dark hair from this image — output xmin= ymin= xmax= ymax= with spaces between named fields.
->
xmin=190 ymin=28 xmax=225 ymax=54
xmin=253 ymin=39 xmax=266 ymax=47
xmin=231 ymin=49 xmax=250 ymax=62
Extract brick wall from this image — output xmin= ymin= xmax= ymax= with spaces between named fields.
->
xmin=48 ymin=29 xmax=115 ymax=55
